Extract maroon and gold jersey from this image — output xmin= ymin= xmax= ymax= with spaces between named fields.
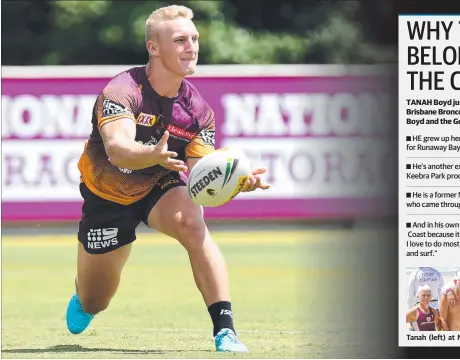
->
xmin=78 ymin=66 xmax=215 ymax=205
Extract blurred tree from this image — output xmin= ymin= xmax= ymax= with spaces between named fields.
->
xmin=1 ymin=0 xmax=395 ymax=65
xmin=224 ymin=0 xmax=396 ymax=63
xmin=2 ymin=0 xmax=53 ymax=65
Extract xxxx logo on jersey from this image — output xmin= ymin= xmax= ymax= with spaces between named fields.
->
xmin=136 ymin=113 xmax=159 ymax=127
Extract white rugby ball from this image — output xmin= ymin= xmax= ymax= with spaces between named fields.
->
xmin=187 ymin=148 xmax=251 ymax=207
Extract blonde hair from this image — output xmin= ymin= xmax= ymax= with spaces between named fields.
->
xmin=145 ymin=5 xmax=194 ymax=42
xmin=417 ymin=284 xmax=431 ymax=295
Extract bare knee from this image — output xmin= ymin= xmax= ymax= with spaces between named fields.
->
xmin=175 ymin=211 xmax=207 ymax=253
xmin=79 ymin=296 xmax=111 ymax=315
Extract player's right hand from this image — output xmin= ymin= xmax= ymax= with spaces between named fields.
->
xmin=153 ymin=131 xmax=188 ymax=172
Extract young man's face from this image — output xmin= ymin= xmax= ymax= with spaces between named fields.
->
xmin=155 ymin=18 xmax=199 ymax=77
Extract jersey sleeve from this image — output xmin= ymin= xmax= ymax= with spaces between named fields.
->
xmin=95 ymin=75 xmax=139 ymax=130
xmin=185 ymin=109 xmax=216 ymax=158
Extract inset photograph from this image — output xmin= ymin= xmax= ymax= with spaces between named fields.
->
xmin=405 ymin=267 xmax=459 ymax=331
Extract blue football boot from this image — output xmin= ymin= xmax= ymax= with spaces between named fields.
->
xmin=214 ymin=328 xmax=248 ymax=352
xmin=66 ymin=293 xmax=94 ymax=334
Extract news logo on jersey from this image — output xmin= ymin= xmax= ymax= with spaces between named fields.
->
xmin=86 ymin=228 xmax=119 ymax=250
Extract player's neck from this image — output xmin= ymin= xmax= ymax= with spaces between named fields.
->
xmin=146 ymin=61 xmax=183 ymax=98
xmin=419 ymin=303 xmax=429 ymax=312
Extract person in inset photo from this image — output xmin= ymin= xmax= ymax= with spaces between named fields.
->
xmin=406 ymin=285 xmax=441 ymax=331
xmin=407 ymin=267 xmax=445 ymax=311
xmin=440 ymin=268 xmax=460 ymax=307
xmin=440 ymin=274 xmax=460 ymax=331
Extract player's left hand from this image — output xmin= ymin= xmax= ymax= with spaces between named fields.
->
xmin=242 ymin=168 xmax=271 ymax=192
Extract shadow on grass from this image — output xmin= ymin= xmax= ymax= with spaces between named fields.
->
xmin=2 ymin=344 xmax=214 ymax=355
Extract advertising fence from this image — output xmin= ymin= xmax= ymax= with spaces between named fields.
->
xmin=2 ymin=65 xmax=395 ymax=222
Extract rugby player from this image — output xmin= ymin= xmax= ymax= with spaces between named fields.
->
xmin=406 ymin=285 xmax=441 ymax=331
xmin=439 ymin=274 xmax=460 ymax=331
xmin=65 ymin=5 xmax=269 ymax=352
xmin=406 ymin=267 xmax=456 ymax=310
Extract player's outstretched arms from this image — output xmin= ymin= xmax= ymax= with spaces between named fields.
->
xmin=101 ymin=119 xmax=187 ymax=172
xmin=185 ymin=157 xmax=201 ymax=172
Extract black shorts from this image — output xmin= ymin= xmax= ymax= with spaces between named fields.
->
xmin=78 ymin=173 xmax=186 ymax=254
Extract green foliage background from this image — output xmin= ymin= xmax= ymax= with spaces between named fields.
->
xmin=2 ymin=0 xmax=396 ymax=65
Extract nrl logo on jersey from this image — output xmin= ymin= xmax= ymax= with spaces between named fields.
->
xmin=136 ymin=112 xmax=161 ymax=127
xmin=199 ymin=130 xmax=215 ymax=146
xmin=102 ymin=100 xmax=133 ymax=117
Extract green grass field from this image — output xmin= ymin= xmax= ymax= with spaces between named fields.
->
xmin=2 ymin=228 xmax=382 ymax=359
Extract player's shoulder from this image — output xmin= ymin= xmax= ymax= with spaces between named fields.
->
xmin=180 ymin=78 xmax=212 ymax=109
xmin=181 ymin=77 xmax=201 ymax=94
xmin=102 ymin=66 xmax=144 ymax=94
xmin=407 ymin=306 xmax=417 ymax=316
xmin=97 ymin=67 xmax=145 ymax=115
xmin=179 ymin=79 xmax=214 ymax=127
